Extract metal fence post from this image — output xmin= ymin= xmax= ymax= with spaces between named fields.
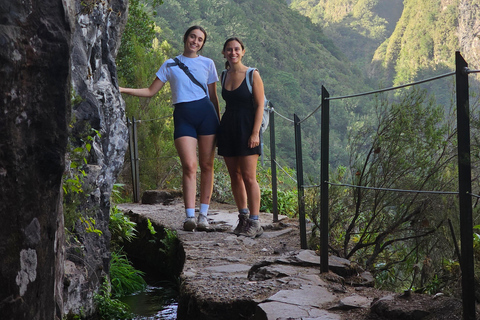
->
xmin=128 ymin=118 xmax=137 ymax=203
xmin=130 ymin=116 xmax=140 ymax=203
xmin=294 ymin=114 xmax=307 ymax=249
xmin=269 ymin=105 xmax=278 ymax=222
xmin=455 ymin=51 xmax=475 ymax=320
xmin=320 ymin=86 xmax=330 ymax=273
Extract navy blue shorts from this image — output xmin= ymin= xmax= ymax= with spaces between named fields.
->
xmin=173 ymin=97 xmax=219 ymax=139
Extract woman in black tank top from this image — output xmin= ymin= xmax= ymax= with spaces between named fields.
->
xmin=217 ymin=37 xmax=265 ymax=238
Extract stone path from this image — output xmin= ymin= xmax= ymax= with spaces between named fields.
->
xmin=118 ymin=197 xmax=463 ymax=320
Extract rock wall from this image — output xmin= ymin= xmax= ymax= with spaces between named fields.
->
xmin=0 ymin=0 xmax=128 ymax=318
xmin=63 ymin=0 xmax=128 ymax=317
xmin=0 ymin=0 xmax=71 ymax=319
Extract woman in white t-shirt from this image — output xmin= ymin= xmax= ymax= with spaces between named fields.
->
xmin=120 ymin=26 xmax=220 ymax=232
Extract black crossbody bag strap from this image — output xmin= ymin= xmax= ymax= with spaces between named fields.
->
xmin=167 ymin=58 xmax=207 ymax=94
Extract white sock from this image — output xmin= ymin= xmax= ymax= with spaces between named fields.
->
xmin=186 ymin=208 xmax=195 ymax=218
xmin=199 ymin=203 xmax=209 ymax=216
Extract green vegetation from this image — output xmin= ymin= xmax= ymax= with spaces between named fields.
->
xmin=109 ymin=205 xmax=137 ymax=248
xmin=289 ymin=0 xmax=404 ymax=73
xmin=117 ymin=0 xmax=179 ymax=192
xmin=305 ymin=87 xmax=480 ymax=294
xmin=109 ymin=251 xmax=147 ymax=298
xmin=94 ymin=280 xmax=132 ymax=320
xmin=63 ymin=126 xmax=101 ymax=231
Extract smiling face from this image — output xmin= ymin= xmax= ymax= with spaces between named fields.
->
xmin=222 ymin=39 xmax=245 ymax=66
xmin=183 ymin=28 xmax=206 ymax=56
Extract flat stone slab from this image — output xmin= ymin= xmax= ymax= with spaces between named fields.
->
xmin=256 ymin=301 xmax=342 ymax=320
xmin=329 ymin=295 xmax=373 ymax=310
xmin=204 ymin=263 xmax=251 ymax=273
xmin=267 ymin=285 xmax=336 ymax=307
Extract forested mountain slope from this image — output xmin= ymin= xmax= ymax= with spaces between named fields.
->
xmin=289 ymin=0 xmax=480 ymax=87
xmin=151 ymin=0 xmax=376 ymax=171
xmin=289 ymin=0 xmax=403 ymax=73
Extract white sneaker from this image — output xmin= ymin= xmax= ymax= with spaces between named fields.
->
xmin=183 ymin=217 xmax=196 ymax=231
xmin=197 ymin=214 xmax=209 ymax=231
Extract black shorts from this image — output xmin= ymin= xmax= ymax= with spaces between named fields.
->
xmin=173 ymin=97 xmax=219 ymax=139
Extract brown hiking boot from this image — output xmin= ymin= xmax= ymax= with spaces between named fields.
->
xmin=233 ymin=213 xmax=249 ymax=235
xmin=240 ymin=219 xmax=264 ymax=238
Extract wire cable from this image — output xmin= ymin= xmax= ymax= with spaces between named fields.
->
xmin=327 ymin=181 xmax=459 ymax=195
xmin=327 ymin=71 xmax=456 ymax=101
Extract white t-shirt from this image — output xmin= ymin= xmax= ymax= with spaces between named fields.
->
xmin=156 ymin=54 xmax=219 ymax=105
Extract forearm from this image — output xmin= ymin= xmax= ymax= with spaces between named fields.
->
xmin=119 ymin=87 xmax=155 ymax=97
xmin=208 ymin=82 xmax=220 ymax=118
xmin=252 ymin=105 xmax=263 ymax=135
xmin=119 ymin=78 xmax=165 ymax=98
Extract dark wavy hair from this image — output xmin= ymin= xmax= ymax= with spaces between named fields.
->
xmin=183 ymin=26 xmax=207 ymax=51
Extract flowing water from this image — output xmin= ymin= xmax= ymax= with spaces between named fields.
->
xmin=120 ymin=283 xmax=178 ymax=320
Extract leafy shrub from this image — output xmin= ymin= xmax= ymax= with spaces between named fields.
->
xmin=109 ymin=251 xmax=146 ymax=298
xmin=94 ymin=280 xmax=131 ymax=320
xmin=260 ymin=188 xmax=298 ymax=217
xmin=109 ymin=206 xmax=137 ymax=250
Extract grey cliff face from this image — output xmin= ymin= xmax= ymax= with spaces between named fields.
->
xmin=0 ymin=0 xmax=71 ymax=319
xmin=0 ymin=0 xmax=128 ymax=318
xmin=63 ymin=0 xmax=128 ymax=317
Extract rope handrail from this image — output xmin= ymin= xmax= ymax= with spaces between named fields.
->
xmin=277 ymin=71 xmax=456 ymax=124
xmin=272 ymin=159 xmax=297 ymax=183
xmin=299 ymin=103 xmax=321 ymax=124
xmin=326 ymin=181 xmax=459 ymax=195
xmin=273 ymin=108 xmax=294 ymax=123
xmin=326 ymin=71 xmax=456 ymax=101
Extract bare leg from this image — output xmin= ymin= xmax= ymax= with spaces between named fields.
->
xmin=237 ymin=154 xmax=260 ymax=216
xmin=175 ymin=136 xmax=198 ymax=209
xmin=197 ymin=134 xmax=216 ymax=205
xmin=224 ymin=156 xmax=248 ymax=210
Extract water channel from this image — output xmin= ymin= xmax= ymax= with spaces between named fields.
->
xmin=120 ymin=282 xmax=178 ymax=320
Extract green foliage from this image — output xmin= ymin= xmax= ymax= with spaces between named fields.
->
xmin=142 ymin=221 xmax=180 ymax=278
xmin=117 ymin=3 xmax=179 ymax=191
xmin=212 ymin=157 xmax=234 ymax=203
xmin=147 ymin=218 xmax=157 ymax=235
xmin=63 ymin=127 xmax=101 ymax=231
xmin=94 ymin=280 xmax=132 ymax=320
xmin=109 ymin=206 xmax=137 ymax=250
xmin=289 ymin=0 xmax=403 ymax=73
xmin=79 ymin=217 xmax=103 ymax=236
xmin=117 ymin=0 xmax=159 ymax=85
xmin=260 ymin=188 xmax=298 ymax=217
xmin=110 ymin=251 xmax=147 ymax=298
xmin=111 ymin=183 xmax=131 ymax=204
xmin=303 ymin=87 xmax=462 ymax=293
xmin=158 ymin=228 xmax=177 ymax=256
xmin=370 ymin=0 xmax=458 ymax=89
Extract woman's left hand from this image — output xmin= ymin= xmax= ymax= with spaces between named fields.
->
xmin=248 ymin=134 xmax=260 ymax=149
